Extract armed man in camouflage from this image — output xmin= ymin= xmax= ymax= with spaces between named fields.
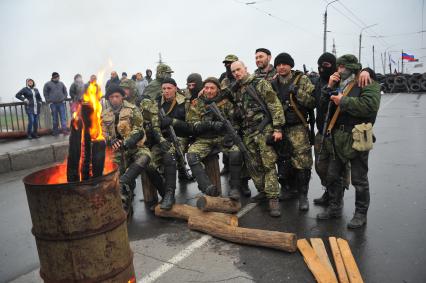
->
xmin=101 ymin=85 xmax=151 ymax=216
xmin=316 ymin=54 xmax=381 ymax=229
xmin=186 ymin=77 xmax=245 ymax=200
xmin=254 ymin=48 xmax=277 ymax=82
xmin=156 ymin=78 xmax=194 ymax=182
xmin=142 ymin=64 xmax=174 ymax=101
xmin=229 ymin=60 xmax=284 ymax=217
xmin=270 ymin=52 xmax=315 ymax=211
xmin=120 ymin=78 xmax=139 ymax=105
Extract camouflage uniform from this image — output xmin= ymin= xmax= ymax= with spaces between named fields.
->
xmin=254 ymin=64 xmax=277 ymax=82
xmin=271 ymin=70 xmax=315 ymax=209
xmin=231 ymin=75 xmax=284 ymax=199
xmin=317 ymin=54 xmax=381 ymax=229
xmin=142 ymin=64 xmax=174 ymax=101
xmin=186 ymin=89 xmax=242 ymax=198
xmin=101 ymin=100 xmax=151 ymax=213
xmin=120 ymin=79 xmax=139 ymax=105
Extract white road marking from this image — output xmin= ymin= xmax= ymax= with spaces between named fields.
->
xmin=138 ymin=202 xmax=258 ymax=283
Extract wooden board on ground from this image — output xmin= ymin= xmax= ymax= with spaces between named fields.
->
xmin=297 ymin=239 xmax=338 ymax=283
xmin=141 ymin=171 xmax=158 ymax=204
xmin=154 ymin=204 xmax=238 ymax=226
xmin=337 ymin=238 xmax=364 ymax=283
xmin=188 ymin=216 xmax=297 ymax=252
xmin=203 ymin=154 xmax=221 ymax=195
xmin=196 ymin=195 xmax=241 ymax=214
xmin=310 ymin=238 xmax=338 ymax=283
xmin=329 ymin=237 xmax=350 ymax=283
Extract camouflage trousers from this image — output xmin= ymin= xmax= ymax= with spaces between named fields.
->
xmin=314 ymin=133 xmax=350 ymax=188
xmin=188 ymin=137 xmax=239 ymax=160
xmin=243 ymin=130 xmax=279 ymax=198
xmin=282 ymin=124 xmax=313 ymax=170
xmin=113 ymin=146 xmax=152 ymax=175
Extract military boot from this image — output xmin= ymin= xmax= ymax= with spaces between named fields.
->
xmin=160 ymin=153 xmax=177 ymax=210
xmin=269 ymin=198 xmax=281 ymax=217
xmin=279 ymin=178 xmax=298 ymax=201
xmin=178 ymin=167 xmax=194 ymax=182
xmin=119 ymin=162 xmax=146 ymax=186
xmin=228 ymin=151 xmax=242 ymax=201
xmin=240 ymin=177 xmax=251 ymax=197
xmin=297 ymin=169 xmax=311 ymax=211
xmin=313 ymin=190 xmax=329 ymax=206
xmin=120 ymin=182 xmax=134 ymax=217
xmin=188 ymin=153 xmax=218 ymax=196
xmin=316 ymin=207 xmax=342 ymax=220
xmin=347 ymin=212 xmax=367 ymax=229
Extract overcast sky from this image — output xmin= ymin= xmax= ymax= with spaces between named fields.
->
xmin=0 ymin=0 xmax=424 ymax=102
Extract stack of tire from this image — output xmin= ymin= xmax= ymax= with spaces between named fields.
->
xmin=376 ymin=73 xmax=426 ymax=93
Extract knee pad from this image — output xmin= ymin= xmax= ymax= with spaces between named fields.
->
xmin=186 ymin=152 xmax=201 ymax=166
xmin=135 ymin=155 xmax=151 ymax=167
xmin=163 ymin=152 xmax=176 ymax=165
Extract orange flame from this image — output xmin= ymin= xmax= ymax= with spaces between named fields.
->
xmin=82 ymin=82 xmax=104 ymax=141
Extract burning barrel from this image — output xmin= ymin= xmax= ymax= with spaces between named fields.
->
xmin=23 ymin=164 xmax=136 ymax=283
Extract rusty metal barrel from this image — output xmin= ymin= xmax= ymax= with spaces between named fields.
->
xmin=23 ymin=165 xmax=136 ymax=283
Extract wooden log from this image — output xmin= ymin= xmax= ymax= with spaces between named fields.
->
xmin=297 ymin=239 xmax=337 ymax=283
xmin=329 ymin=237 xmax=349 ymax=283
xmin=67 ymin=119 xmax=82 ymax=182
xmin=154 ymin=204 xmax=238 ymax=226
xmin=203 ymin=154 xmax=221 ymax=195
xmin=141 ymin=171 xmax=158 ymax=204
xmin=196 ymin=195 xmax=241 ymax=214
xmin=188 ymin=216 xmax=297 ymax=252
xmin=91 ymin=140 xmax=106 ymax=178
xmin=337 ymin=238 xmax=364 ymax=283
xmin=81 ymin=104 xmax=93 ymax=180
xmin=155 ymin=204 xmax=237 ymax=226
xmin=310 ymin=238 xmax=338 ymax=283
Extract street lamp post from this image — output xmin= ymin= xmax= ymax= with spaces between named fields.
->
xmin=359 ymin=23 xmax=378 ymax=64
xmin=323 ymin=0 xmax=338 ymax=53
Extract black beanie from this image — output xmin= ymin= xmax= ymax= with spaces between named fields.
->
xmin=52 ymin=72 xmax=59 ymax=78
xmin=106 ymin=85 xmax=125 ymax=99
xmin=255 ymin=48 xmax=271 ymax=56
xmin=274 ymin=53 xmax=294 ymax=68
xmin=187 ymin=73 xmax=202 ymax=84
xmin=162 ymin=77 xmax=177 ymax=87
xmin=317 ymin=52 xmax=336 ymax=67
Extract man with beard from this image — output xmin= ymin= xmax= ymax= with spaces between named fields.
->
xmin=254 ymin=48 xmax=277 ymax=82
xmin=187 ymin=77 xmax=243 ymax=200
xmin=313 ymin=53 xmax=375 ymax=207
xmin=230 ymin=60 xmax=284 ymax=217
xmin=316 ymin=54 xmax=380 ymax=229
xmin=270 ymin=53 xmax=315 ymax=211
xmin=143 ymin=64 xmax=174 ymax=101
xmin=219 ymin=54 xmax=238 ymax=175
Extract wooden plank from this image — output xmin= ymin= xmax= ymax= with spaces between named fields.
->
xmin=297 ymin=239 xmax=337 ymax=283
xmin=329 ymin=237 xmax=350 ymax=283
xmin=337 ymin=238 xmax=364 ymax=283
xmin=310 ymin=238 xmax=338 ymax=283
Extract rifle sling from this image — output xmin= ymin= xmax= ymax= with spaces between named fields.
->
xmin=288 ymin=74 xmax=308 ymax=128
xmin=326 ymin=81 xmax=356 ymax=134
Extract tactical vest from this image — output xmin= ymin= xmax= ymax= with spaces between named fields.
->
xmin=334 ymin=84 xmax=377 ymax=130
xmin=272 ymin=71 xmax=308 ymax=126
xmin=157 ymin=96 xmax=186 ymax=139
xmin=236 ymin=78 xmax=268 ymax=133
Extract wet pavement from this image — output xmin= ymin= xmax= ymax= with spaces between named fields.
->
xmin=1 ymin=93 xmax=425 ymax=282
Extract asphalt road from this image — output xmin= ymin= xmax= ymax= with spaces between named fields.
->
xmin=1 ymin=93 xmax=425 ymax=283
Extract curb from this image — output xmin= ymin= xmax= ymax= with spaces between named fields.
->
xmin=0 ymin=141 xmax=69 ymax=174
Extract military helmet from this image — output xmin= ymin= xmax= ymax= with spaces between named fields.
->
xmin=336 ymin=54 xmax=362 ymax=72
xmin=156 ymin=64 xmax=173 ymax=76
xmin=222 ymin=54 xmax=238 ymax=63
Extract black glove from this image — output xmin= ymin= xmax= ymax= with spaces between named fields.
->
xmin=265 ymin=134 xmax=276 ymax=146
xmin=124 ymin=131 xmax=145 ymax=149
xmin=223 ymin=133 xmax=234 ymax=148
xmin=288 ymin=84 xmax=298 ymax=95
xmin=161 ymin=116 xmax=173 ymax=129
xmin=160 ymin=140 xmax=171 ymax=153
xmin=194 ymin=121 xmax=212 ymax=135
xmin=210 ymin=121 xmax=225 ymax=133
xmin=173 ymin=119 xmax=194 ymax=136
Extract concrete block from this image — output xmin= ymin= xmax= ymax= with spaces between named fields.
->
xmin=9 ymin=145 xmax=54 ymax=171
xmin=0 ymin=154 xmax=11 ymax=174
xmin=52 ymin=141 xmax=69 ymax=162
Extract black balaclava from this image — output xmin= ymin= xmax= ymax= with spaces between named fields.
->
xmin=317 ymin=52 xmax=337 ymax=82
xmin=187 ymin=73 xmax=203 ymax=99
